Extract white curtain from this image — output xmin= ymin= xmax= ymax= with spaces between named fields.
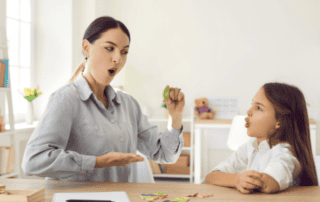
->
xmin=0 ymin=0 xmax=8 ymax=58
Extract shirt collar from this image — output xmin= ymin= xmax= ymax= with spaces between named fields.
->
xmin=250 ymin=138 xmax=270 ymax=153
xmin=73 ymin=73 xmax=121 ymax=105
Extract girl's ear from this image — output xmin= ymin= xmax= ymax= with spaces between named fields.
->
xmin=276 ymin=122 xmax=280 ymax=129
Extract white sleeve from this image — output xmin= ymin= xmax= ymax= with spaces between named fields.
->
xmin=263 ymin=145 xmax=301 ymax=191
xmin=209 ymin=142 xmax=249 ymax=174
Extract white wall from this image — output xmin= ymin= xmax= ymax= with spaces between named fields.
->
xmin=33 ymin=1 xmax=320 ymax=156
xmin=33 ymin=0 xmax=73 ymax=120
xmin=94 ymin=0 xmax=320 ymax=154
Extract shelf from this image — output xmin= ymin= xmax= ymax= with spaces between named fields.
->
xmin=0 ymin=172 xmax=19 ymax=179
xmin=0 ymin=87 xmax=11 ymax=92
xmin=153 ymin=174 xmax=192 ymax=178
xmin=149 ymin=118 xmax=192 ymax=122
xmin=182 ymin=147 xmax=191 ymax=151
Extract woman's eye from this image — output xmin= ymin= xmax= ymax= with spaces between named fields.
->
xmin=258 ymin=106 xmax=262 ymax=111
xmin=122 ymin=50 xmax=129 ymax=55
xmin=105 ymin=47 xmax=113 ymax=51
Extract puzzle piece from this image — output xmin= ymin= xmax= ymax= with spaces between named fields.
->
xmin=172 ymin=197 xmax=189 ymax=202
xmin=197 ymin=193 xmax=213 ymax=198
xmin=153 ymin=192 xmax=168 ymax=199
xmin=140 ymin=194 xmax=159 ymax=200
xmin=185 ymin=192 xmax=198 ymax=197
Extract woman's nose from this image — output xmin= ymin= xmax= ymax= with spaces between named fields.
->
xmin=113 ymin=52 xmax=122 ymax=64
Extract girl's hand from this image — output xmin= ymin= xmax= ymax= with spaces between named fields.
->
xmin=163 ymin=85 xmax=185 ymax=117
xmin=95 ymin=152 xmax=144 ymax=168
xmin=235 ymin=170 xmax=264 ymax=194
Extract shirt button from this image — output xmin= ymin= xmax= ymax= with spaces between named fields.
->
xmin=94 ymin=126 xmax=99 ymax=131
xmin=120 ymin=138 xmax=124 ymax=142
xmin=110 ymin=119 xmax=114 ymax=123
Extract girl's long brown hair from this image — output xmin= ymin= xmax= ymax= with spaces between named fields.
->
xmin=263 ymin=82 xmax=318 ymax=186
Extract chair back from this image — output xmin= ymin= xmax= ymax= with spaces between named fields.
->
xmin=136 ymin=150 xmax=155 ymax=183
xmin=0 ymin=146 xmax=15 ymax=176
xmin=227 ymin=115 xmax=255 ymax=151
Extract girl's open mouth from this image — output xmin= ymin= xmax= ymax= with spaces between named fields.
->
xmin=245 ymin=123 xmax=249 ymax=128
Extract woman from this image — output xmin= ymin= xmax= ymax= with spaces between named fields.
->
xmin=22 ymin=16 xmax=185 ymax=182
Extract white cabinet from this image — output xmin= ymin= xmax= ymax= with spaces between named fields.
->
xmin=0 ymin=123 xmax=37 ymax=179
xmin=148 ymin=107 xmax=195 ymax=183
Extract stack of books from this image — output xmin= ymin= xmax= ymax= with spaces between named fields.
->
xmin=0 ymin=60 xmax=9 ymax=87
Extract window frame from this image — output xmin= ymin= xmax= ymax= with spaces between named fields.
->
xmin=5 ymin=0 xmax=35 ymax=124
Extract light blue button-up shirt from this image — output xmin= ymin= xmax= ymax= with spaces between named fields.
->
xmin=22 ymin=73 xmax=184 ymax=182
xmin=210 ymin=138 xmax=301 ymax=191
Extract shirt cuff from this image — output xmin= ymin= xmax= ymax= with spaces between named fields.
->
xmin=81 ymin=155 xmax=96 ymax=172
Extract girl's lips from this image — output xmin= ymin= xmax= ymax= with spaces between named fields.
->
xmin=245 ymin=123 xmax=249 ymax=128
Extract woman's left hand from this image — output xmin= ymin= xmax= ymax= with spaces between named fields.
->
xmin=163 ymin=85 xmax=185 ymax=117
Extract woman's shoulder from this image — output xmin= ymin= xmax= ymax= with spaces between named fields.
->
xmin=50 ymin=83 xmax=80 ymax=102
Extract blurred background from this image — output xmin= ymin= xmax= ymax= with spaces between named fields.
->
xmin=0 ymin=0 xmax=319 ymax=182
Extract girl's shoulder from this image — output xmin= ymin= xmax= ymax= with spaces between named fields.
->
xmin=272 ymin=141 xmax=297 ymax=157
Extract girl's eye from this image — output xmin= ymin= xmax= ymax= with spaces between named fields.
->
xmin=122 ymin=50 xmax=129 ymax=55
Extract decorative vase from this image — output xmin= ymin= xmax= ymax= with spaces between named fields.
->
xmin=26 ymin=101 xmax=34 ymax=124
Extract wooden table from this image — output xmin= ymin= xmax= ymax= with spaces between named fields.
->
xmin=1 ymin=179 xmax=320 ymax=201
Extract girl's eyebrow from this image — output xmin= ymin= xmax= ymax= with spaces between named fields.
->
xmin=252 ymin=99 xmax=266 ymax=107
xmin=104 ymin=41 xmax=129 ymax=48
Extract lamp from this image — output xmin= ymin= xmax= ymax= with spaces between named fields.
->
xmin=110 ymin=66 xmax=128 ymax=91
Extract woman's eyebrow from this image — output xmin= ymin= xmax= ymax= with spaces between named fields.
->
xmin=104 ymin=41 xmax=129 ymax=48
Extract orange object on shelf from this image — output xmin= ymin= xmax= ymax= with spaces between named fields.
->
xmin=183 ymin=132 xmax=190 ymax=147
xmin=164 ymin=165 xmax=190 ymax=175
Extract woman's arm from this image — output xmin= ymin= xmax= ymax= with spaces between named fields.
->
xmin=21 ymin=92 xmax=96 ymax=178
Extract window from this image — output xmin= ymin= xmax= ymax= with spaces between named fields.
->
xmin=6 ymin=0 xmax=34 ymax=123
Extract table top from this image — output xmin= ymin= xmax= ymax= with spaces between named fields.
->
xmin=1 ymin=179 xmax=320 ymax=202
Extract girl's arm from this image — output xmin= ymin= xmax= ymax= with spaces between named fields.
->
xmin=260 ymin=144 xmax=301 ymax=193
xmin=205 ymin=171 xmax=238 ymax=187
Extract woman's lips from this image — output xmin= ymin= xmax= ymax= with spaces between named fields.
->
xmin=108 ymin=70 xmax=116 ymax=77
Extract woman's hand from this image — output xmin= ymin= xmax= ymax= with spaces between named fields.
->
xmin=163 ymin=85 xmax=185 ymax=117
xmin=95 ymin=152 xmax=144 ymax=168
xmin=235 ymin=170 xmax=264 ymax=194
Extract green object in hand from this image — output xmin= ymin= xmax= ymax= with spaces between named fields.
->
xmin=163 ymin=88 xmax=169 ymax=99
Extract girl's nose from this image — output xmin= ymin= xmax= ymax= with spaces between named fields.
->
xmin=247 ymin=108 xmax=252 ymax=116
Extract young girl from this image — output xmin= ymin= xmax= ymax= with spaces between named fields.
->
xmin=205 ymin=82 xmax=318 ymax=194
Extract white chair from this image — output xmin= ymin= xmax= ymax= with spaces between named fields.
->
xmin=226 ymin=115 xmax=255 ymax=151
xmin=136 ymin=150 xmax=155 ymax=183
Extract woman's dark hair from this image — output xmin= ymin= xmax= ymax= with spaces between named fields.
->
xmin=263 ymin=82 xmax=318 ymax=186
xmin=69 ymin=16 xmax=130 ymax=83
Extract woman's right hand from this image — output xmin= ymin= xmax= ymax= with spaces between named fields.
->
xmin=235 ymin=170 xmax=264 ymax=194
xmin=95 ymin=152 xmax=145 ymax=168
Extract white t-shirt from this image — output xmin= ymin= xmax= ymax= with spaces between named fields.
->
xmin=210 ymin=138 xmax=301 ymax=191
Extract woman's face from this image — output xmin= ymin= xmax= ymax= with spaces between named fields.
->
xmin=245 ymin=87 xmax=280 ymax=144
xmin=83 ymin=27 xmax=130 ymax=86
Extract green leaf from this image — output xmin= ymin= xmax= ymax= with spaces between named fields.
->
xmin=25 ymin=95 xmax=36 ymax=102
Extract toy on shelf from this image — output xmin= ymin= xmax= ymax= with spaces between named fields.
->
xmin=194 ymin=97 xmax=215 ymax=120
xmin=0 ymin=108 xmax=5 ymax=132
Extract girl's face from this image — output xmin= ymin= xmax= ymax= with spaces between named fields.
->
xmin=245 ymin=87 xmax=280 ymax=144
xmin=83 ymin=27 xmax=130 ymax=86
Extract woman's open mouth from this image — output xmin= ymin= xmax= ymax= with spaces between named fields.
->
xmin=108 ymin=69 xmax=116 ymax=77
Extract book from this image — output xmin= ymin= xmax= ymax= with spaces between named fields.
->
xmin=52 ymin=191 xmax=131 ymax=202
xmin=0 ymin=59 xmax=9 ymax=87
xmin=0 ymin=60 xmax=5 ymax=87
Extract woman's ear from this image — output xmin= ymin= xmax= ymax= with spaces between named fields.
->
xmin=82 ymin=39 xmax=91 ymax=59
xmin=276 ymin=122 xmax=280 ymax=129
